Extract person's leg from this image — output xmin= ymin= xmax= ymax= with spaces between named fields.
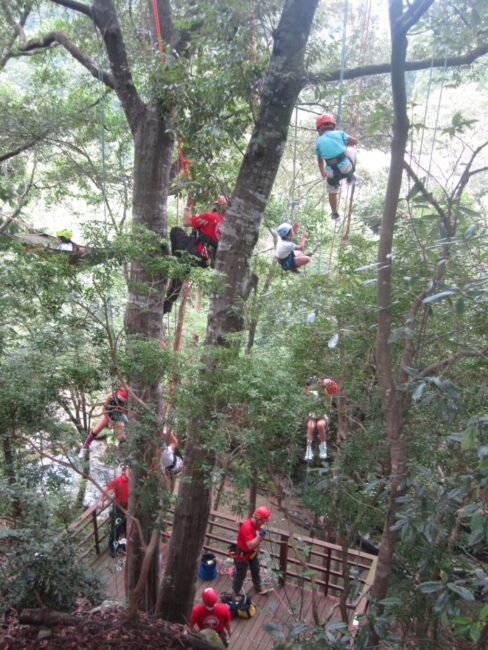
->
xmin=294 ymin=253 xmax=311 ymax=267
xmin=111 ymin=420 xmax=126 ymax=444
xmin=250 ymin=555 xmax=262 ymax=588
xmin=317 ymin=416 xmax=329 ymax=459
xmin=306 ymin=418 xmax=316 ymax=445
xmin=80 ymin=413 xmax=110 ymax=455
xmin=232 ymin=559 xmax=248 ymax=595
xmin=327 ymin=174 xmax=341 ymax=218
xmin=317 ymin=417 xmax=328 ymax=444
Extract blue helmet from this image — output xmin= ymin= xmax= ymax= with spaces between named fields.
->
xmin=277 ymin=222 xmax=293 ymax=238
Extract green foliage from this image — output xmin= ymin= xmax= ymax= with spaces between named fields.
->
xmin=0 ymin=530 xmax=101 ymax=615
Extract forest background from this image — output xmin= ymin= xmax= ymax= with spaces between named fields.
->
xmin=1 ymin=0 xmax=487 ymax=648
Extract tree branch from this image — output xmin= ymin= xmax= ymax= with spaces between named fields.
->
xmin=50 ymin=0 xmax=93 ymax=19
xmin=395 ymin=0 xmax=435 ymax=35
xmin=419 ymin=348 xmax=488 ymax=378
xmin=306 ymin=43 xmax=488 ymax=87
xmin=403 ymin=160 xmax=451 ymax=234
xmin=19 ymin=30 xmax=115 ymax=89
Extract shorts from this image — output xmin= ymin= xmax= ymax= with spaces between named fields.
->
xmin=326 ymin=148 xmax=356 ymax=193
xmin=278 ymin=252 xmax=296 ymax=271
xmin=308 ymin=414 xmax=329 ymax=424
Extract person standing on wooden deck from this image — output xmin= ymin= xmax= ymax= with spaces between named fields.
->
xmin=96 ymin=465 xmax=129 ymax=558
xmin=191 ymin=588 xmax=232 ymax=647
xmin=232 ymin=506 xmax=270 ymax=597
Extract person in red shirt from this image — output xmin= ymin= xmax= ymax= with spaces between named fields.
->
xmin=232 ymin=506 xmax=270 ymax=597
xmin=191 ymin=588 xmax=232 ymax=647
xmin=96 ymin=465 xmax=129 ymax=558
xmin=163 ymin=196 xmax=228 ymax=314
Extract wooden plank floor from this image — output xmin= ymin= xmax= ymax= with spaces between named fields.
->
xmin=92 ymin=550 xmax=343 ymax=649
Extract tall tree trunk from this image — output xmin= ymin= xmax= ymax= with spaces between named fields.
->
xmin=158 ymin=0 xmax=319 ymax=623
xmin=369 ymin=0 xmax=434 ymax=637
xmin=125 ymin=103 xmax=174 ymax=612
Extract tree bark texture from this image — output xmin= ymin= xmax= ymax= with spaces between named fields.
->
xmin=207 ymin=0 xmax=319 ymax=344
xmin=125 ymin=104 xmax=174 ymax=611
xmin=159 ymin=0 xmax=319 ymax=623
xmin=370 ymin=0 xmax=433 ymax=624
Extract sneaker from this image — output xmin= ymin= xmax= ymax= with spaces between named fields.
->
xmin=319 ymin=443 xmax=328 ymax=460
xmin=330 ymin=211 xmax=340 ymax=221
xmin=347 ymin=173 xmax=357 ymax=186
xmin=304 ymin=445 xmax=314 ymax=462
xmin=78 ymin=446 xmax=88 ymax=460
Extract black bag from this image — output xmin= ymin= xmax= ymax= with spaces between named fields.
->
xmin=220 ymin=592 xmax=255 ymax=619
xmin=220 ymin=592 xmax=239 ymax=618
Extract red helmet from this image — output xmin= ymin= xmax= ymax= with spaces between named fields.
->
xmin=202 ymin=588 xmax=218 ymax=608
xmin=115 ymin=387 xmax=128 ymax=402
xmin=323 ymin=378 xmax=338 ymax=395
xmin=316 ymin=113 xmax=336 ymax=130
xmin=254 ymin=506 xmax=270 ymax=521
xmin=213 ymin=196 xmax=228 ymax=206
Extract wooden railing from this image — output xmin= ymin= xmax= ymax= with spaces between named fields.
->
xmin=68 ymin=505 xmax=377 ymax=619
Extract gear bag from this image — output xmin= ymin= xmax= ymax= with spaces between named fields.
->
xmin=220 ymin=592 xmax=255 ymax=620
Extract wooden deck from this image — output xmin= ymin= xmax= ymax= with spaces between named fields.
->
xmin=73 ymin=508 xmax=376 ymax=649
xmin=91 ymin=549 xmax=343 ymax=649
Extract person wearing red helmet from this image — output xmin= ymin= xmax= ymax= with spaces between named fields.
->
xmin=78 ymin=387 xmax=129 ymax=459
xmin=232 ymin=506 xmax=270 ymax=597
xmin=191 ymin=588 xmax=232 ymax=646
xmin=163 ymin=195 xmax=229 ymax=314
xmin=304 ymin=377 xmax=337 ymax=461
xmin=315 ymin=113 xmax=358 ymax=221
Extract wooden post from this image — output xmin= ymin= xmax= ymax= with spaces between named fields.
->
xmin=279 ymin=532 xmax=289 ymax=585
xmin=92 ymin=509 xmax=100 ymax=555
xmin=323 ymin=546 xmax=332 ymax=596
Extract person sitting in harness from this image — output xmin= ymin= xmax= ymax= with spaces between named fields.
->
xmin=78 ymin=387 xmax=129 ymax=459
xmin=163 ymin=196 xmax=228 ymax=314
xmin=160 ymin=428 xmax=183 ymax=492
xmin=275 ymin=221 xmax=310 ymax=272
xmin=315 ymin=113 xmax=357 ymax=221
xmin=55 ymin=228 xmax=85 ymax=254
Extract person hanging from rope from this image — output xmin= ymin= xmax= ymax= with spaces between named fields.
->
xmin=275 ymin=222 xmax=310 ymax=272
xmin=55 ymin=228 xmax=85 ymax=254
xmin=163 ymin=196 xmax=229 ymax=314
xmin=315 ymin=113 xmax=357 ymax=221
xmin=232 ymin=506 xmax=270 ymax=597
xmin=304 ymin=377 xmax=335 ymax=461
xmin=96 ymin=464 xmax=129 ymax=558
xmin=78 ymin=387 xmax=129 ymax=459
xmin=191 ymin=588 xmax=233 ymax=647
xmin=160 ymin=427 xmax=183 ymax=492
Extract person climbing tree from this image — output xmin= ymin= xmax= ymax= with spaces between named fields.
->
xmin=78 ymin=387 xmax=129 ymax=459
xmin=55 ymin=228 xmax=85 ymax=253
xmin=315 ymin=113 xmax=357 ymax=220
xmin=96 ymin=464 xmax=129 ymax=558
xmin=163 ymin=196 xmax=228 ymax=314
xmin=275 ymin=221 xmax=310 ymax=272
xmin=232 ymin=506 xmax=270 ymax=597
xmin=190 ymin=588 xmax=232 ymax=647
xmin=304 ymin=377 xmax=331 ymax=461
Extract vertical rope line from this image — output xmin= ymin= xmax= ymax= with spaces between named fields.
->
xmin=290 ymin=103 xmax=298 ymax=220
xmin=336 ymin=0 xmax=348 ymax=128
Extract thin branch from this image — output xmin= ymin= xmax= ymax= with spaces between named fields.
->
xmin=19 ymin=30 xmax=115 ymax=89
xmin=403 ymin=160 xmax=451 ymax=234
xmin=419 ymin=348 xmax=488 ymax=378
xmin=306 ymin=43 xmax=488 ymax=87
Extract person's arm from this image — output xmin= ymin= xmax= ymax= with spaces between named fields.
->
xmin=96 ymin=484 xmax=113 ymax=510
xmin=246 ymin=529 xmax=266 ymax=551
xmin=346 ymin=135 xmax=357 ymax=146
xmin=182 ymin=204 xmax=193 ymax=228
xmin=295 ymin=231 xmax=307 ymax=251
xmin=317 ymin=156 xmax=326 ymax=179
